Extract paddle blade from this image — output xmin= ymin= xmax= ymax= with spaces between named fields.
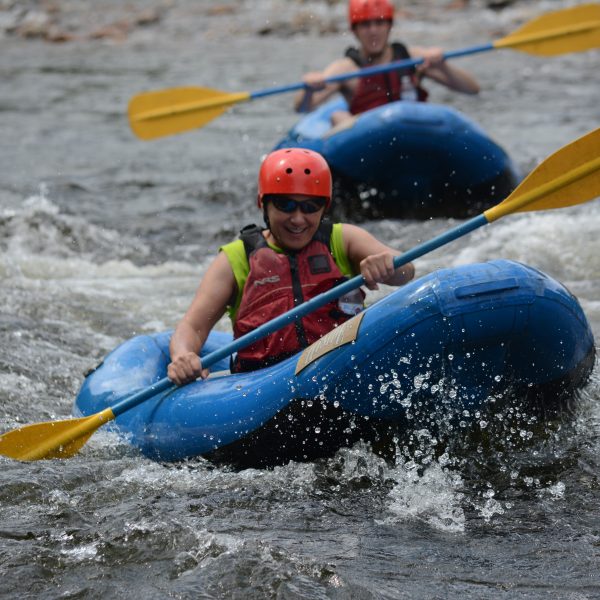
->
xmin=0 ymin=408 xmax=115 ymax=461
xmin=128 ymin=86 xmax=251 ymax=140
xmin=495 ymin=4 xmax=600 ymax=56
xmin=485 ymin=128 xmax=600 ymax=222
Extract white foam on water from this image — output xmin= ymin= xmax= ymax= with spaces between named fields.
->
xmin=412 ymin=205 xmax=600 ymax=284
xmin=0 ymin=184 xmax=210 ymax=280
xmin=454 ymin=210 xmax=598 ymax=279
xmin=0 ymin=189 xmax=219 ymax=334
xmin=538 ymin=481 xmax=566 ymax=500
xmin=172 ymin=531 xmax=247 ymax=577
xmin=2 ymin=187 xmax=138 ymax=261
xmin=0 ymin=371 xmax=47 ymax=395
xmin=0 ymin=188 xmax=207 ymax=282
xmin=380 ymin=460 xmax=466 ymax=533
xmin=59 ymin=541 xmax=100 ymax=563
xmin=111 ymin=456 xmax=318 ymax=497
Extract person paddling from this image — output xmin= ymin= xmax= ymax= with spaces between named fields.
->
xmin=168 ymin=148 xmax=414 ymax=384
xmin=294 ymin=0 xmax=480 ymax=125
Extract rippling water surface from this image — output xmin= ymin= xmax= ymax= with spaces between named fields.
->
xmin=1 ymin=1 xmax=599 ymax=597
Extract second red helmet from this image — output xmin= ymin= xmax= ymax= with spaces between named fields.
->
xmin=257 ymin=148 xmax=333 ymax=209
xmin=348 ymin=0 xmax=394 ymax=26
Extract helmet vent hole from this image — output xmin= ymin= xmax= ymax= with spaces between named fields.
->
xmin=286 ymin=168 xmax=293 ymax=174
xmin=304 ymin=168 xmax=311 ymax=175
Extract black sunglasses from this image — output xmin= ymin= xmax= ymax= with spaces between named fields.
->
xmin=269 ymin=197 xmax=326 ymax=214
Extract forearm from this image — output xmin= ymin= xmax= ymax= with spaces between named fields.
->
xmin=167 ymin=251 xmax=236 ymax=384
xmin=410 ymin=45 xmax=479 ymax=95
xmin=429 ymin=63 xmax=480 ymax=94
xmin=295 ymin=62 xmax=350 ymax=113
xmin=169 ymin=319 xmax=209 ymax=362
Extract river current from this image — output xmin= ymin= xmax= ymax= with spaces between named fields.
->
xmin=1 ymin=1 xmax=599 ymax=597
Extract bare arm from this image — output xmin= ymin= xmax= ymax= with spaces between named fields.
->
xmin=342 ymin=223 xmax=415 ymax=290
xmin=293 ymin=58 xmax=358 ymax=113
xmin=168 ymin=251 xmax=237 ymax=384
xmin=410 ymin=46 xmax=480 ymax=95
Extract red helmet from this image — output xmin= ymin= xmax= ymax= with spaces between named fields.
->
xmin=257 ymin=148 xmax=332 ymax=210
xmin=348 ymin=0 xmax=394 ymax=26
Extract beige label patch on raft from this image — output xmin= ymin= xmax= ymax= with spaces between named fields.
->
xmin=295 ymin=312 xmax=365 ymax=375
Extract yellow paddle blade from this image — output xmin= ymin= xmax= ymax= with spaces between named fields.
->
xmin=485 ymin=128 xmax=600 ymax=222
xmin=495 ymin=3 xmax=600 ymax=56
xmin=128 ymin=87 xmax=251 ymax=140
xmin=0 ymin=408 xmax=115 ymax=461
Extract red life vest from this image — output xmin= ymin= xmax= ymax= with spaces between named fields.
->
xmin=346 ymin=42 xmax=428 ymax=115
xmin=232 ymin=222 xmax=358 ymax=372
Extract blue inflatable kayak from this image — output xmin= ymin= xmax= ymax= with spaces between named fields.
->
xmin=274 ymin=99 xmax=521 ymax=220
xmin=74 ymin=260 xmax=594 ymax=468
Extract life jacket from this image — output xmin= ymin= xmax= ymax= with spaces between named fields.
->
xmin=346 ymin=42 xmax=428 ymax=115
xmin=232 ymin=222 xmax=362 ymax=372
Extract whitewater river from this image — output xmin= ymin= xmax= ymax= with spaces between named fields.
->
xmin=1 ymin=1 xmax=599 ymax=597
